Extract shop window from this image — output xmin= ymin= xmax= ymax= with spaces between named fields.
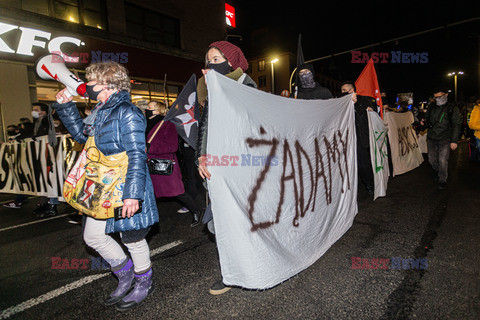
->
xmin=125 ymin=2 xmax=180 ymax=48
xmin=258 ymin=76 xmax=266 ymax=88
xmin=83 ymin=10 xmax=103 ymax=29
xmin=258 ymin=60 xmax=265 ymax=72
xmin=21 ymin=0 xmax=50 ymax=15
xmin=20 ymin=0 xmax=107 ymax=30
xmin=130 ymin=80 xmax=180 ymax=107
xmin=54 ymin=0 xmax=80 ymax=23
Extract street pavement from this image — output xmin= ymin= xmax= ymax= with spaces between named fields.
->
xmin=0 ymin=141 xmax=479 ymax=320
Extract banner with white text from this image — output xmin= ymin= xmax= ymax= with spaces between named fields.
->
xmin=0 ymin=135 xmax=80 ymax=199
xmin=205 ymin=71 xmax=358 ymax=289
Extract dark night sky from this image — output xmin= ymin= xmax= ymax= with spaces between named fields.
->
xmin=231 ymin=0 xmax=480 ymax=104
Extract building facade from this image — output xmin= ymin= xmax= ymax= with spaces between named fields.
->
xmin=0 ymin=0 xmax=226 ymax=141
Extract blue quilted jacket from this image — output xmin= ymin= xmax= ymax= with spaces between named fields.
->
xmin=53 ymin=91 xmax=159 ymax=233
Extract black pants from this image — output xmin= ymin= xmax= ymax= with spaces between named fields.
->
xmin=357 ymin=144 xmax=374 ymax=191
xmin=179 ymin=143 xmax=202 ymax=199
xmin=176 ymin=192 xmax=200 ymax=214
xmin=427 ymin=139 xmax=450 ymax=183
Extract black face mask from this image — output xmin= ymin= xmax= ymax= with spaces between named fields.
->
xmin=7 ymin=130 xmax=16 ymax=136
xmin=145 ymin=109 xmax=154 ymax=118
xmin=86 ymin=84 xmax=103 ymax=101
xmin=339 ymin=92 xmax=349 ymax=97
xmin=299 ymin=72 xmax=315 ymax=88
xmin=207 ymin=60 xmax=232 ymax=75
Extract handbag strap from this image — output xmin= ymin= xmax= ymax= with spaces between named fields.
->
xmin=147 ymin=120 xmax=165 ymax=144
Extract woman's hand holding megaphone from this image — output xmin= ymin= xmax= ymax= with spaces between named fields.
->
xmin=56 ymin=88 xmax=74 ymax=104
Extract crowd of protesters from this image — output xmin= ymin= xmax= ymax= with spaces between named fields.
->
xmin=1 ymin=39 xmax=478 ymax=312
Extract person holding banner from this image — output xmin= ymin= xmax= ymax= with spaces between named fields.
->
xmin=197 ymin=41 xmax=257 ymax=178
xmin=31 ymin=102 xmax=50 ymax=138
xmin=341 ymin=81 xmax=375 ymax=195
xmin=196 ymin=40 xmax=257 ymax=295
xmin=19 ymin=117 xmax=34 ymax=138
xmin=296 ymin=63 xmax=333 ymax=100
xmin=54 ymin=61 xmax=158 ymax=311
xmin=6 ymin=124 xmax=26 ymax=142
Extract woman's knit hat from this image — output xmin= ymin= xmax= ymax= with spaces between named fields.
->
xmin=209 ymin=41 xmax=249 ymax=72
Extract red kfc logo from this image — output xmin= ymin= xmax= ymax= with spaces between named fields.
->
xmin=225 ymin=3 xmax=236 ymax=28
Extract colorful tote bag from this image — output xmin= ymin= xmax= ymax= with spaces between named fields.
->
xmin=63 ymin=136 xmax=128 ymax=219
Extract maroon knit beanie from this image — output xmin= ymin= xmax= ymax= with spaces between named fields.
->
xmin=209 ymin=41 xmax=249 ymax=72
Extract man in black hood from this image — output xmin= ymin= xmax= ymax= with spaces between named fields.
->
xmin=296 ymin=63 xmax=333 ymax=100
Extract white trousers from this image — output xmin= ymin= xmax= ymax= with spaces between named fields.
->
xmin=83 ymin=216 xmax=151 ymax=273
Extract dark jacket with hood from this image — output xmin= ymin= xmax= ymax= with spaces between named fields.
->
xmin=296 ymin=63 xmax=333 ymax=100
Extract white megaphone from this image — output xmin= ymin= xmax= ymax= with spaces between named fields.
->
xmin=35 ymin=53 xmax=87 ymax=103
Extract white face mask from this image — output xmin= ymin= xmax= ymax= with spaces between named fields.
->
xmin=435 ymin=95 xmax=448 ymax=106
xmin=31 ymin=110 xmax=40 ymax=119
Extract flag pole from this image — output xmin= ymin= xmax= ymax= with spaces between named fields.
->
xmin=0 ymin=102 xmax=5 ymax=142
xmin=163 ymin=73 xmax=168 ymax=107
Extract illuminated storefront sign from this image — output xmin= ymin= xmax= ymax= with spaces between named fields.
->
xmin=0 ymin=21 xmax=84 ymax=62
xmin=225 ymin=3 xmax=236 ymax=28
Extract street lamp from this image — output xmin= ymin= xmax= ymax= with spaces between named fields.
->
xmin=270 ymin=58 xmax=279 ymax=94
xmin=447 ymin=71 xmax=464 ymax=102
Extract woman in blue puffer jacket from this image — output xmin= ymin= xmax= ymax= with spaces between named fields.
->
xmin=54 ymin=61 xmax=158 ymax=312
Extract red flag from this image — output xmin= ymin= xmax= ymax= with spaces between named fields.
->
xmin=355 ymin=59 xmax=383 ymax=119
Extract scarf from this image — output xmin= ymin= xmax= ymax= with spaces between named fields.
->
xmin=197 ymin=68 xmax=245 ymax=105
xmin=83 ymin=91 xmax=119 ymax=136
xmin=83 ymin=101 xmax=105 ymax=137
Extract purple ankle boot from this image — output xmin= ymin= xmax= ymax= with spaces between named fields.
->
xmin=115 ymin=268 xmax=154 ymax=311
xmin=104 ymin=259 xmax=134 ymax=306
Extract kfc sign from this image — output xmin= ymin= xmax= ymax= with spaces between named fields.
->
xmin=0 ymin=21 xmax=84 ymax=62
xmin=225 ymin=3 xmax=236 ymax=28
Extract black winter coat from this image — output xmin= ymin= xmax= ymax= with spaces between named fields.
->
xmin=425 ymin=101 xmax=461 ymax=142
xmin=297 ymin=83 xmax=333 ymax=100
xmin=355 ymin=95 xmax=377 ymax=148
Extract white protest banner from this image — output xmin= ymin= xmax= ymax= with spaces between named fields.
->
xmin=205 ymin=71 xmax=358 ymax=289
xmin=418 ymin=132 xmax=428 ymax=154
xmin=0 ymin=135 xmax=79 ymax=198
xmin=385 ymin=112 xmax=423 ymax=176
xmin=367 ymin=111 xmax=389 ymax=200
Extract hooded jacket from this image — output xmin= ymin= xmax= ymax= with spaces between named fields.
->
xmin=296 ymin=63 xmax=333 ymax=100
